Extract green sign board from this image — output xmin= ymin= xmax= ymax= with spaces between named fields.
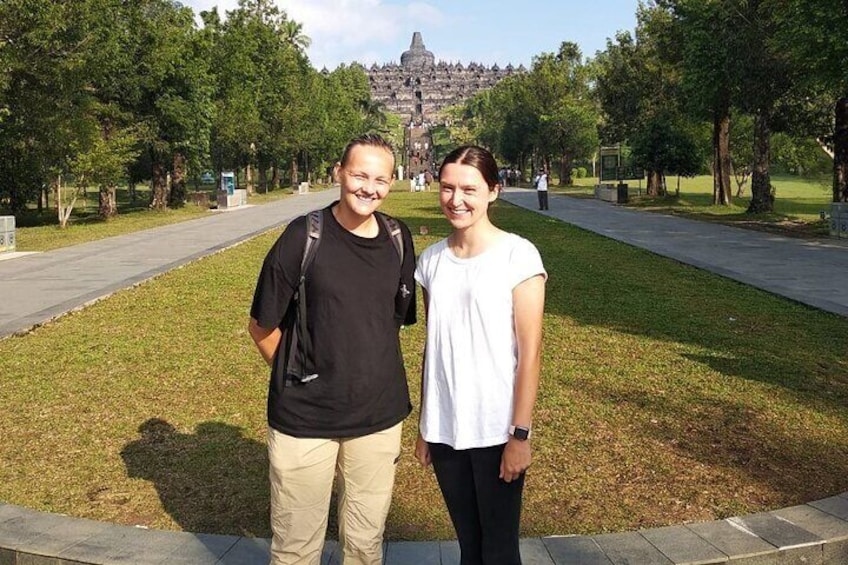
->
xmin=599 ymin=146 xmax=644 ymax=182
xmin=600 ymin=153 xmax=619 ymax=182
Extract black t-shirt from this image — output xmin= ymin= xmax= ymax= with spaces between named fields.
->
xmin=250 ymin=203 xmax=417 ymax=438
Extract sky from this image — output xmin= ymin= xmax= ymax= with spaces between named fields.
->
xmin=182 ymin=0 xmax=640 ymax=70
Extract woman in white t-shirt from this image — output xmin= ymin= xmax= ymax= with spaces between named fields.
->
xmin=414 ymin=145 xmax=546 ymax=565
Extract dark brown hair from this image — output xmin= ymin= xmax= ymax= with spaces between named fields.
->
xmin=438 ymin=145 xmax=500 ymax=190
xmin=339 ymin=134 xmax=395 ymax=168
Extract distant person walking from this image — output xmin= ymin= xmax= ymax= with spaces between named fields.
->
xmin=534 ymin=169 xmax=548 ymax=210
xmin=248 ymin=134 xmax=417 ymax=565
xmin=414 ymin=145 xmax=547 ymax=565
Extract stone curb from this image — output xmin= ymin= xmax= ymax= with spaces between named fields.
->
xmin=2 ymin=493 xmax=847 ymax=564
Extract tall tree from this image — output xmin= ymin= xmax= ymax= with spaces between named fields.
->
xmin=670 ymin=0 xmax=739 ymax=205
xmin=0 ymin=0 xmax=143 ymax=218
xmin=595 ymin=2 xmax=685 ymax=195
xmin=630 ymin=110 xmax=705 ymax=194
xmin=0 ymin=0 xmax=96 ymax=213
xmin=281 ymin=20 xmax=311 ymax=53
xmin=769 ymin=0 xmax=848 ymax=202
xmin=729 ymin=0 xmax=796 ymax=213
xmin=527 ymin=43 xmax=599 ymax=185
xmin=204 ymin=7 xmax=261 ymax=182
xmin=124 ymin=0 xmax=213 ymax=210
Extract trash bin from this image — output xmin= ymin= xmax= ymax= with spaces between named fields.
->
xmin=616 ymin=183 xmax=628 ymax=204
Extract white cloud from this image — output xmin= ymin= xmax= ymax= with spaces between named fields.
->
xmin=181 ymin=0 xmax=444 ymax=68
xmin=280 ymin=0 xmax=444 ymax=68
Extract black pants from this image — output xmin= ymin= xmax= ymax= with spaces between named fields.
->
xmin=429 ymin=443 xmax=524 ymax=565
xmin=537 ymin=190 xmax=548 ymax=210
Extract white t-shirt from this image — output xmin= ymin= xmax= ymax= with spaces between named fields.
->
xmin=414 ymin=233 xmax=547 ymax=449
xmin=536 ymin=173 xmax=548 ymax=191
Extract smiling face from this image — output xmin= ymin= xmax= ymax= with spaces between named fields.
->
xmin=438 ymin=162 xmax=498 ymax=231
xmin=334 ymin=144 xmax=395 ymax=222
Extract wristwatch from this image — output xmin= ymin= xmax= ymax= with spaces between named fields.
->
xmin=508 ymin=425 xmax=531 ymax=441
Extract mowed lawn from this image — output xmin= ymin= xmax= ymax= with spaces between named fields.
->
xmin=1 ymin=190 xmax=846 ymax=541
xmin=560 ymin=173 xmax=833 ymax=235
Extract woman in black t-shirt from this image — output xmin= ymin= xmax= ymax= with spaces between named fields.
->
xmin=249 ymin=134 xmax=416 ymax=565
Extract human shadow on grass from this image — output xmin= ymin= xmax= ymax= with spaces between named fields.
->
xmin=121 ymin=418 xmax=350 ymax=542
xmin=121 ymin=418 xmax=271 ymax=538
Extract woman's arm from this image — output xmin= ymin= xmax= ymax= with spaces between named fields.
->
xmin=248 ymin=318 xmax=281 ymax=367
xmin=500 ymin=274 xmax=545 ymax=482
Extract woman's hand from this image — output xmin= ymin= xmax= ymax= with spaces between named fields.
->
xmin=500 ymin=438 xmax=531 ymax=482
xmin=415 ymin=434 xmax=431 ymax=467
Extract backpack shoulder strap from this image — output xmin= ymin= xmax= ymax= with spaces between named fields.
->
xmin=284 ymin=209 xmax=322 ymax=383
xmin=301 ymin=209 xmax=323 ymax=279
xmin=376 ymin=212 xmax=404 ymax=264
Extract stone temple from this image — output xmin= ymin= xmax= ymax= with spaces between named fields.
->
xmin=368 ymin=32 xmax=524 ymax=124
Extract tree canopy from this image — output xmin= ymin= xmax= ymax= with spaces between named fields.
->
xmin=0 ymin=0 xmax=380 ymax=218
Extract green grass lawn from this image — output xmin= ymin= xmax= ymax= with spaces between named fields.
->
xmin=553 ymin=174 xmax=833 ymax=236
xmin=1 ymin=191 xmax=846 ymax=541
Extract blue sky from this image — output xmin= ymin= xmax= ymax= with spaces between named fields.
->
xmin=183 ymin=0 xmax=640 ymax=70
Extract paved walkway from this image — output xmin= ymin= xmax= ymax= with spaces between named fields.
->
xmin=2 ymin=189 xmax=848 ymax=564
xmin=0 ymin=191 xmax=338 ymax=338
xmin=500 ymin=188 xmax=848 ymax=318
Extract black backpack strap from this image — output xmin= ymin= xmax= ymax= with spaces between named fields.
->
xmin=377 ymin=212 xmax=404 ymax=263
xmin=285 ymin=210 xmax=322 ymax=383
xmin=301 ymin=210 xmax=323 ymax=275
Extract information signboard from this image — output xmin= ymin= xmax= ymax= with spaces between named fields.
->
xmin=599 ymin=146 xmax=644 ymax=182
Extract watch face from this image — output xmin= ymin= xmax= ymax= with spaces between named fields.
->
xmin=512 ymin=426 xmax=529 ymax=441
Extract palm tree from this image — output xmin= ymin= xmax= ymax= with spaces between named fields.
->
xmin=282 ymin=20 xmax=311 ymax=52
xmin=361 ymin=99 xmax=388 ymax=132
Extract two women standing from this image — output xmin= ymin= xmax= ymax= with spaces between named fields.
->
xmin=249 ymin=137 xmax=544 ymax=565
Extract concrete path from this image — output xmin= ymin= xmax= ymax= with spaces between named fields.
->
xmin=501 ymin=188 xmax=848 ymax=318
xmin=0 ymin=191 xmax=338 ymax=338
xmin=3 ymin=189 xmax=848 ymax=564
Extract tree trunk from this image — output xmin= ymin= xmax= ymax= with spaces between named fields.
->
xmin=713 ymin=109 xmax=733 ymax=205
xmin=559 ymin=152 xmax=574 ymax=186
xmin=258 ymin=161 xmax=268 ymax=193
xmin=259 ymin=167 xmax=268 ymax=194
xmin=128 ymin=181 xmax=137 ymax=203
xmin=834 ymin=96 xmax=848 ymax=202
xmin=169 ymin=152 xmax=187 ymax=208
xmin=54 ymin=177 xmax=65 ymax=227
xmin=245 ymin=162 xmax=254 ymax=195
xmin=150 ymin=160 xmax=168 ymax=210
xmin=56 ymin=175 xmax=77 ymax=228
xmin=290 ymin=157 xmax=298 ymax=190
xmin=99 ymin=184 xmax=117 ymax=219
xmin=52 ymin=179 xmax=59 ymax=212
xmin=747 ymin=111 xmax=774 ymax=213
xmin=271 ymin=162 xmax=280 ymax=191
xmin=646 ymin=169 xmax=664 ymax=196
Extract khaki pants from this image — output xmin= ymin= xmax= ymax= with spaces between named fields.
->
xmin=267 ymin=422 xmax=403 ymax=565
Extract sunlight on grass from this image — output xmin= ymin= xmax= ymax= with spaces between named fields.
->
xmin=554 ymin=174 xmax=833 ymax=235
